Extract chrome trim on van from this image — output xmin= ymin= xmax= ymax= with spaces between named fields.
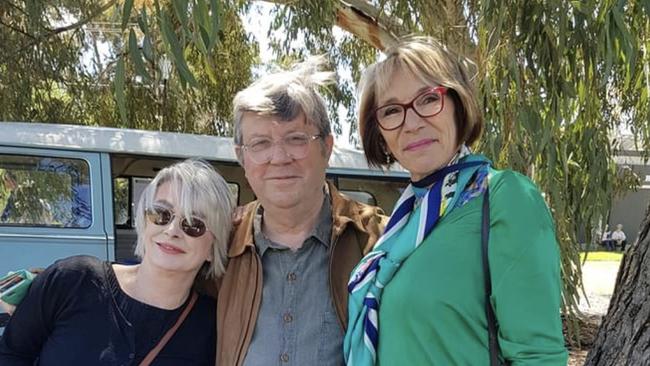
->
xmin=0 ymin=233 xmax=105 ymax=240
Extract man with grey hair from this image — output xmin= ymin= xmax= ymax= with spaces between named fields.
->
xmin=611 ymin=224 xmax=627 ymax=251
xmin=216 ymin=57 xmax=386 ymax=366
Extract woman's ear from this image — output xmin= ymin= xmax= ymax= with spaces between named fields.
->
xmin=379 ymin=136 xmax=391 ymax=155
xmin=206 ymin=246 xmax=214 ymax=262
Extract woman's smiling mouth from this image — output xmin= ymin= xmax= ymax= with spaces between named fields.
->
xmin=405 ymin=138 xmax=436 ymax=151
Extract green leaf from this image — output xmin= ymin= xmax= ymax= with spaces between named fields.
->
xmin=208 ymin=0 xmax=221 ymax=50
xmin=137 ymin=7 xmax=149 ymax=35
xmin=611 ymin=5 xmax=636 ymax=75
xmin=160 ymin=11 xmax=198 ymax=88
xmin=194 ymin=0 xmax=210 ymax=29
xmin=199 ymin=25 xmax=211 ymax=53
xmin=172 ymin=0 xmax=189 ymax=32
xmin=128 ymin=29 xmax=151 ymax=81
xmin=193 ymin=0 xmax=211 ymax=53
xmin=203 ymin=57 xmax=217 ymax=83
xmin=114 ymin=58 xmax=127 ymax=124
xmin=121 ymin=0 xmax=135 ymax=31
xmin=142 ymin=35 xmax=154 ymax=63
xmin=191 ymin=29 xmax=208 ymax=55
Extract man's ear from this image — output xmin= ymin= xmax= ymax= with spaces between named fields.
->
xmin=324 ymin=134 xmax=334 ymax=160
xmin=234 ymin=146 xmax=244 ymax=167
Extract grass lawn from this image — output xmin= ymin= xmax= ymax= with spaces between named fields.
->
xmin=580 ymin=251 xmax=623 ymax=262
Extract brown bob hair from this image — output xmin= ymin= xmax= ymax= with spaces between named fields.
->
xmin=358 ymin=36 xmax=483 ymax=168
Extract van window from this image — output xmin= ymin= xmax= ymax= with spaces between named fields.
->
xmin=113 ymin=176 xmax=240 ymax=229
xmin=340 ymin=190 xmax=376 ymax=206
xmin=114 ymin=177 xmax=130 ymax=226
xmin=336 ymin=177 xmax=405 ymax=214
xmin=0 ymin=155 xmax=91 ymax=228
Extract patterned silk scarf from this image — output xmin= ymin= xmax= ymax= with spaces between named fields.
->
xmin=344 ymin=147 xmax=490 ymax=366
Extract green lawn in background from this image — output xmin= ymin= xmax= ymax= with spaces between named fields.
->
xmin=580 ymin=251 xmax=623 ymax=262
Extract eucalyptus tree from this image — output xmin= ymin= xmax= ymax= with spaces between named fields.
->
xmin=0 ymin=0 xmax=98 ymax=124
xmin=0 ymin=0 xmax=258 ymax=134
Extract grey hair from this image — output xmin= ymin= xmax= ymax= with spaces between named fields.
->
xmin=134 ymin=159 xmax=234 ymax=279
xmin=232 ymin=55 xmax=335 ymax=146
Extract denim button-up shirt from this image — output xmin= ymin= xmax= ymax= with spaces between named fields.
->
xmin=242 ymin=194 xmax=344 ymax=366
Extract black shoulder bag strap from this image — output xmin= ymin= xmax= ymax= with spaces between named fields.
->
xmin=481 ymin=187 xmax=504 ymax=366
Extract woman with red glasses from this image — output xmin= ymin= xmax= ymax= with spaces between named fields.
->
xmin=0 ymin=159 xmax=234 ymax=366
xmin=344 ymin=37 xmax=567 ymax=365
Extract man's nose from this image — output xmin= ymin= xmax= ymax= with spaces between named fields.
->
xmin=268 ymin=142 xmax=292 ymax=164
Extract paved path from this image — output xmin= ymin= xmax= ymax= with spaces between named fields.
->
xmin=578 ymin=261 xmax=621 ymax=315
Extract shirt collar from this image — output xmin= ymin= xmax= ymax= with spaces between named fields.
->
xmin=253 ymin=189 xmax=332 ymax=256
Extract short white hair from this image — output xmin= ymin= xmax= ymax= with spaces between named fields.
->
xmin=134 ymin=159 xmax=234 ymax=279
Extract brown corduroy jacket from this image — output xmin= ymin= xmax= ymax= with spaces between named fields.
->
xmin=215 ymin=182 xmax=386 ymax=366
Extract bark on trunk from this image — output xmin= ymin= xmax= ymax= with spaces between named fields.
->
xmin=261 ymin=0 xmax=399 ymax=50
xmin=585 ymin=201 xmax=650 ymax=365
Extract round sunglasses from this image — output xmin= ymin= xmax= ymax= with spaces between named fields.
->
xmin=145 ymin=206 xmax=208 ymax=238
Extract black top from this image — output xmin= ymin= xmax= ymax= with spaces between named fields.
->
xmin=0 ymin=255 xmax=216 ymax=365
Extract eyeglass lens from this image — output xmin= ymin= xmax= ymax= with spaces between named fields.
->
xmin=145 ymin=206 xmax=207 ymax=237
xmin=375 ymin=88 xmax=445 ymax=130
xmin=244 ymin=133 xmax=318 ymax=164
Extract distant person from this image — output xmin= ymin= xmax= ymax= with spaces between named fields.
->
xmin=0 ymin=159 xmax=234 ymax=365
xmin=601 ymin=225 xmax=614 ymax=251
xmin=611 ymin=224 xmax=627 ymax=251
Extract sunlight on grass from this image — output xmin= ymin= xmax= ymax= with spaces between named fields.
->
xmin=580 ymin=251 xmax=623 ymax=262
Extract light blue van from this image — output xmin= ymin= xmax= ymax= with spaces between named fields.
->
xmin=0 ymin=122 xmax=408 ymax=328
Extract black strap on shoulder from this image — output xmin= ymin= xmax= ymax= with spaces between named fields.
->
xmin=481 ymin=187 xmax=503 ymax=366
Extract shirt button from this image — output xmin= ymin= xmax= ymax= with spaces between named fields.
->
xmin=287 ymin=272 xmax=297 ymax=282
xmin=283 ymin=312 xmax=293 ymax=323
xmin=280 ymin=353 xmax=290 ymax=362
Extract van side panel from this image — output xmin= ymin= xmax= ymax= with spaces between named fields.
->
xmin=0 ymin=147 xmax=110 ymax=275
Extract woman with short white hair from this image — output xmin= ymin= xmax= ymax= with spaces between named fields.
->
xmin=0 ymin=159 xmax=234 ymax=366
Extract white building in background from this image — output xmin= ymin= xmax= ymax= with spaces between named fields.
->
xmin=609 ymin=135 xmax=650 ymax=242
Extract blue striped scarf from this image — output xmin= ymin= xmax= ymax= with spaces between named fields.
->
xmin=344 ymin=150 xmax=490 ymax=365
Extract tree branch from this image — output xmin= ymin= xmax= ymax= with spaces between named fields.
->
xmin=13 ymin=0 xmax=118 ymax=57
xmin=334 ymin=0 xmax=399 ymax=50
xmin=4 ymin=0 xmax=29 ymax=17
xmin=259 ymin=0 xmax=399 ymax=50
xmin=0 ymin=18 xmax=36 ymax=39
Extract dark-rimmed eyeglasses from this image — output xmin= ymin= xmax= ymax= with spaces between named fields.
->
xmin=145 ymin=205 xmax=208 ymax=238
xmin=374 ymin=86 xmax=448 ymax=131
xmin=239 ymin=132 xmax=321 ymax=165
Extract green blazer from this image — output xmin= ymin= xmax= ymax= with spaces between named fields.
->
xmin=377 ymin=169 xmax=568 ymax=365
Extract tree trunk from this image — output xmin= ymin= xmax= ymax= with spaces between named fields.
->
xmin=261 ymin=0 xmax=399 ymax=50
xmin=585 ymin=201 xmax=650 ymax=365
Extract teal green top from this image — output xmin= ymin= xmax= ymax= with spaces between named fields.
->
xmin=377 ymin=169 xmax=568 ymax=365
